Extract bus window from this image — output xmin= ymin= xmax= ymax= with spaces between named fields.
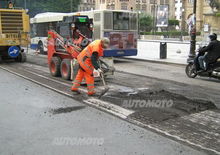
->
xmin=94 ymin=13 xmax=101 ymax=22
xmin=30 ymin=24 xmax=37 ymax=38
xmin=36 ymin=23 xmax=49 ymax=37
xmin=113 ymin=12 xmax=129 ymax=30
xmin=104 ymin=12 xmax=113 ymax=30
xmin=130 ymin=13 xmax=137 ymax=30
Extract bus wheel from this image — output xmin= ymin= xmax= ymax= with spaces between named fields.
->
xmin=60 ymin=59 xmax=71 ymax=80
xmin=50 ymin=56 xmax=61 ymax=77
xmin=38 ymin=41 xmax=45 ymax=54
xmin=15 ymin=52 xmax=27 ymax=62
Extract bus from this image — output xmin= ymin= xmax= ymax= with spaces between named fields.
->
xmin=30 ymin=12 xmax=68 ymax=54
xmin=30 ymin=10 xmax=138 ymax=57
xmin=74 ymin=10 xmax=138 ymax=57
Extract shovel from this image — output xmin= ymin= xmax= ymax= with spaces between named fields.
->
xmin=98 ymin=72 xmax=110 ymax=99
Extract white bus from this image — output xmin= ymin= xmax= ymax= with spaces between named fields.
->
xmin=73 ymin=10 xmax=138 ymax=57
xmin=30 ymin=10 xmax=138 ymax=56
xmin=30 ymin=12 xmax=70 ymax=53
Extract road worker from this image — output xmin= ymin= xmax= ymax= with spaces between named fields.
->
xmin=71 ymin=38 xmax=110 ymax=95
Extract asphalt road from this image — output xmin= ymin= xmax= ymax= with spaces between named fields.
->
xmin=114 ymin=58 xmax=220 ymax=108
xmin=0 ymin=69 xmax=207 ymax=155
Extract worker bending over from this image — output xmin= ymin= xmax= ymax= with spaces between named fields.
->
xmin=71 ymin=38 xmax=110 ymax=95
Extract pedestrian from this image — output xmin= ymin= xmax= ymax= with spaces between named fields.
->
xmin=71 ymin=38 xmax=110 ymax=96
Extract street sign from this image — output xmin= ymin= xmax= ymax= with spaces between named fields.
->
xmin=8 ymin=46 xmax=20 ymax=58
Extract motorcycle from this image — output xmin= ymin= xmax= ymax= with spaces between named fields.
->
xmin=185 ymin=47 xmax=220 ymax=79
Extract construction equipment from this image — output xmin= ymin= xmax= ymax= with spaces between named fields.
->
xmin=0 ymin=0 xmax=30 ymax=62
xmin=47 ymin=15 xmax=114 ymax=81
xmin=47 ymin=15 xmax=92 ymax=80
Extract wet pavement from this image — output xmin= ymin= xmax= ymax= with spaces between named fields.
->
xmin=0 ymin=69 xmax=208 ymax=155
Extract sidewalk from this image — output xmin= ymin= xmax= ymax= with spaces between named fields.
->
xmin=126 ymin=56 xmax=187 ymax=65
xmin=129 ymin=40 xmax=194 ymax=65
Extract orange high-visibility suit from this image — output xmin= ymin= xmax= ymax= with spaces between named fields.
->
xmin=71 ymin=40 xmax=104 ymax=95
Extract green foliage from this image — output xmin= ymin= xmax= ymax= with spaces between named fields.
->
xmin=139 ymin=14 xmax=153 ymax=32
xmin=14 ymin=0 xmax=80 ymax=17
xmin=216 ymin=12 xmax=220 ymax=16
xmin=168 ymin=19 xmax=179 ymax=26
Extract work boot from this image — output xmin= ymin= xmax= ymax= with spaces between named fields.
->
xmin=87 ymin=91 xmax=96 ymax=96
xmin=71 ymin=87 xmax=80 ymax=95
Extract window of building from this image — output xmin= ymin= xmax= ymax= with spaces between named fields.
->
xmin=142 ymin=4 xmax=147 ymax=11
xmin=151 ymin=5 xmax=155 ymax=14
xmin=150 ymin=0 xmax=156 ymax=4
xmin=160 ymin=0 xmax=169 ymax=4
xmin=121 ymin=3 xmax=128 ymax=10
xmin=136 ymin=4 xmax=141 ymax=10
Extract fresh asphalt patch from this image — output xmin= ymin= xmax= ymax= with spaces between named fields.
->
xmin=101 ymin=88 xmax=216 ymax=124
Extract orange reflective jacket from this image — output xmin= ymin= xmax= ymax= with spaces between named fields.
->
xmin=77 ymin=40 xmax=103 ymax=74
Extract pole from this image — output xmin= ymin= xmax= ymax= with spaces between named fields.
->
xmin=152 ymin=0 xmax=156 ymax=36
xmin=138 ymin=11 xmax=140 ymax=39
xmin=188 ymin=0 xmax=197 ymax=62
xmin=70 ymin=0 xmax=73 ymax=12
xmin=24 ymin=0 xmax=26 ymax=9
xmin=180 ymin=8 xmax=185 ymax=41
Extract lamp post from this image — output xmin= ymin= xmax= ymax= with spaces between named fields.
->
xmin=188 ymin=0 xmax=197 ymax=62
xmin=24 ymin=0 xmax=26 ymax=9
xmin=137 ymin=11 xmax=141 ymax=39
xmin=152 ymin=0 xmax=157 ymax=37
xmin=180 ymin=8 xmax=185 ymax=41
xmin=70 ymin=0 xmax=73 ymax=12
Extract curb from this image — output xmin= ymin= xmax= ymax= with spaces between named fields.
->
xmin=117 ymin=57 xmax=187 ymax=66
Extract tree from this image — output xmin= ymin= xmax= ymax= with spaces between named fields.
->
xmin=139 ymin=14 xmax=153 ymax=32
xmin=15 ymin=0 xmax=80 ymax=17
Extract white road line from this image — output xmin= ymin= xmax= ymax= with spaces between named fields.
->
xmin=1 ymin=65 xmax=219 ymax=155
xmin=84 ymin=98 xmax=134 ymax=119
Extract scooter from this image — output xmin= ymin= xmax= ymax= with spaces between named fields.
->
xmin=185 ymin=47 xmax=220 ymax=79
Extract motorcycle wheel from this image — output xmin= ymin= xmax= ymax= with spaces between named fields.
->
xmin=185 ymin=63 xmax=197 ymax=78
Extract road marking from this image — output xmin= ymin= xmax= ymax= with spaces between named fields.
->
xmin=84 ymin=98 xmax=134 ymax=119
xmin=1 ymin=65 xmax=219 ymax=155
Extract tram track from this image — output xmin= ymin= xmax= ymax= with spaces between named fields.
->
xmin=1 ymin=62 xmax=220 ymax=155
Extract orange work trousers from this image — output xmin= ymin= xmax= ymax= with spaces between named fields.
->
xmin=71 ymin=68 xmax=95 ymax=95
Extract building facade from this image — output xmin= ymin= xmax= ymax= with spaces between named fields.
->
xmin=182 ymin=0 xmax=220 ymax=33
xmin=78 ymin=0 xmax=95 ymax=11
xmin=94 ymin=0 xmax=175 ymax=19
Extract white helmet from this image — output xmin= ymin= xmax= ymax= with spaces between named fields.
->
xmin=101 ymin=37 xmax=110 ymax=48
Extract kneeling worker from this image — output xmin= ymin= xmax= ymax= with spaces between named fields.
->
xmin=71 ymin=38 xmax=110 ymax=95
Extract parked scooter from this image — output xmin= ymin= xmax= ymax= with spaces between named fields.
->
xmin=185 ymin=46 xmax=220 ymax=79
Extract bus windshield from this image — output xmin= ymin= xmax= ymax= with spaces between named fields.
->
xmin=113 ymin=12 xmax=129 ymax=30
